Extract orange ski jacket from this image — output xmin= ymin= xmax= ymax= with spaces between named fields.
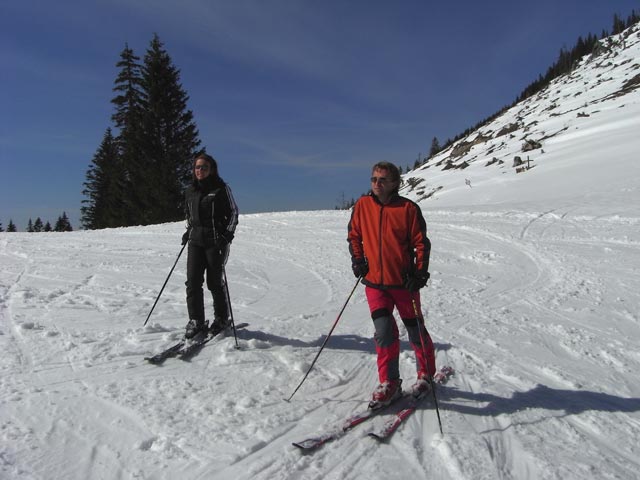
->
xmin=347 ymin=193 xmax=431 ymax=289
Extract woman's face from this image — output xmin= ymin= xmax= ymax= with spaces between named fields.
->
xmin=194 ymin=158 xmax=211 ymax=180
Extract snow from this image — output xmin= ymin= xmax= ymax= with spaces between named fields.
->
xmin=1 ymin=25 xmax=640 ymax=480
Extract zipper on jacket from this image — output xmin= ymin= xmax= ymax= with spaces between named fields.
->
xmin=378 ymin=205 xmax=384 ymax=286
xmin=209 ymin=192 xmax=217 ymax=243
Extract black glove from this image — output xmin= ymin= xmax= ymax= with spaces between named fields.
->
xmin=216 ymin=237 xmax=228 ymax=250
xmin=181 ymin=230 xmax=190 ymax=246
xmin=404 ymin=271 xmax=430 ymax=291
xmin=215 ymin=231 xmax=233 ymax=250
xmin=352 ymin=258 xmax=369 ymax=278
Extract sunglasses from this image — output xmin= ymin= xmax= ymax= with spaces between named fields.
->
xmin=371 ymin=176 xmax=391 ymax=184
xmin=195 ymin=165 xmax=210 ymax=171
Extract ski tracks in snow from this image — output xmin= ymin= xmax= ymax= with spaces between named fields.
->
xmin=425 ymin=207 xmax=640 ymax=479
xmin=1 ymin=208 xmax=640 ymax=479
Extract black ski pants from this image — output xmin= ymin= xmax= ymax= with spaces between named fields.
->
xmin=185 ymin=243 xmax=229 ymax=323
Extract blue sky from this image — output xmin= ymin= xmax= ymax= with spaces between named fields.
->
xmin=1 ymin=0 xmax=638 ymax=230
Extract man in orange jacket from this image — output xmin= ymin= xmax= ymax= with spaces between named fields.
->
xmin=347 ymin=161 xmax=435 ymax=408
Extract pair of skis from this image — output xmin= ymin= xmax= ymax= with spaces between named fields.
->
xmin=144 ymin=322 xmax=248 ymax=364
xmin=369 ymin=365 xmax=454 ymax=440
xmin=292 ymin=365 xmax=454 ymax=451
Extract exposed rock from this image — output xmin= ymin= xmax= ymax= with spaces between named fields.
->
xmin=450 ymin=133 xmax=492 ymax=158
xmin=496 ymin=122 xmax=521 ymax=137
xmin=522 ymin=139 xmax=542 ymax=152
xmin=486 ymin=157 xmax=503 ymax=167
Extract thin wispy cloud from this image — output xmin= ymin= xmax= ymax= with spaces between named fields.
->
xmin=2 ymin=0 xmax=637 ymax=226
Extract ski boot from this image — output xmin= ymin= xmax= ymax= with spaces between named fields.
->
xmin=185 ymin=319 xmax=207 ymax=339
xmin=369 ymin=379 xmax=402 ymax=409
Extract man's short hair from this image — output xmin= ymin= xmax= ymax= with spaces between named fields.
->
xmin=372 ymin=161 xmax=400 ymax=183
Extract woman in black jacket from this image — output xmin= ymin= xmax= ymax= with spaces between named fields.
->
xmin=182 ymin=153 xmax=239 ymax=339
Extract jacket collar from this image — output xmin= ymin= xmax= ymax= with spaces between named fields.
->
xmin=368 ymin=190 xmax=400 ymax=206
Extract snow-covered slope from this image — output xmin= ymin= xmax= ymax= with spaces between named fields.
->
xmin=1 ymin=24 xmax=639 ymax=480
xmin=402 ymin=23 xmax=640 ymax=213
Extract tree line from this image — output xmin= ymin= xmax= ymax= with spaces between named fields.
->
xmin=0 ymin=213 xmax=73 ymax=232
xmin=420 ymin=11 xmax=639 ymax=168
xmin=81 ymin=34 xmax=202 ymax=230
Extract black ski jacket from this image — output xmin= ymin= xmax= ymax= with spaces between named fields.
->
xmin=184 ymin=176 xmax=238 ymax=248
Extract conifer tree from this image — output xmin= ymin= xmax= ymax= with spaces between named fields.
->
xmin=429 ymin=137 xmax=441 ymax=158
xmin=612 ymin=14 xmax=626 ymax=35
xmin=138 ymin=34 xmax=201 ymax=224
xmin=54 ymin=215 xmax=64 ymax=232
xmin=111 ymin=44 xmax=145 ymax=226
xmin=44 ymin=222 xmax=52 ymax=232
xmin=81 ymin=128 xmax=122 ymax=229
xmin=8 ymin=220 xmax=17 ymax=232
xmin=0 ymin=221 xmax=3 ymax=232
xmin=27 ymin=219 xmax=34 ymax=232
xmin=82 ymin=35 xmax=202 ymax=227
xmin=54 ymin=212 xmax=73 ymax=232
xmin=33 ymin=217 xmax=43 ymax=232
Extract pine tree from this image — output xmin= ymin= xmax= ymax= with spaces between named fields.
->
xmin=111 ymin=44 xmax=145 ymax=226
xmin=138 ymin=34 xmax=201 ymax=224
xmin=33 ymin=217 xmax=43 ymax=232
xmin=81 ymin=128 xmax=122 ymax=229
xmin=612 ymin=14 xmax=626 ymax=35
xmin=8 ymin=220 xmax=17 ymax=232
xmin=64 ymin=212 xmax=73 ymax=231
xmin=54 ymin=212 xmax=73 ymax=232
xmin=429 ymin=137 xmax=441 ymax=158
xmin=0 ymin=221 xmax=4 ymax=232
xmin=44 ymin=222 xmax=52 ymax=232
xmin=82 ymin=35 xmax=202 ymax=227
xmin=54 ymin=215 xmax=64 ymax=232
xmin=27 ymin=219 xmax=34 ymax=232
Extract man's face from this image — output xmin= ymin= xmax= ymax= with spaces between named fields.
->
xmin=370 ymin=168 xmax=397 ymax=200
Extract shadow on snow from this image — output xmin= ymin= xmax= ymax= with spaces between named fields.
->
xmin=238 ymin=327 xmax=451 ymax=354
xmin=437 ymin=384 xmax=640 ymax=431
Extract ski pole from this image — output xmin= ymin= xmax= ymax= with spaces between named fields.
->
xmin=223 ymin=266 xmax=240 ymax=350
xmin=412 ymin=297 xmax=444 ymax=435
xmin=286 ymin=276 xmax=362 ymax=402
xmin=143 ymin=243 xmax=186 ymax=327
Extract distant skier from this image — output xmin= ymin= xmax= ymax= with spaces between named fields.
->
xmin=182 ymin=153 xmax=238 ymax=339
xmin=347 ymin=161 xmax=435 ymax=408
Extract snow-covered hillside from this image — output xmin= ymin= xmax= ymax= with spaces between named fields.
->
xmin=1 ymin=24 xmax=639 ymax=480
xmin=402 ymin=23 xmax=640 ymax=212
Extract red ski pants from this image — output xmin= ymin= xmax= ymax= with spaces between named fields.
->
xmin=365 ymin=286 xmax=436 ymax=383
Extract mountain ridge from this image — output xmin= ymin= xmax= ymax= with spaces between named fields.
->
xmin=402 ymin=22 xmax=640 ymax=210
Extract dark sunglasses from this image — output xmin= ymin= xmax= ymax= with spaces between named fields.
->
xmin=371 ymin=176 xmax=391 ymax=184
xmin=195 ymin=165 xmax=210 ymax=171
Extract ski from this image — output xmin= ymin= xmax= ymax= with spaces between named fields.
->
xmin=178 ymin=322 xmax=248 ymax=360
xmin=368 ymin=365 xmax=454 ymax=441
xmin=292 ymin=393 xmax=406 ymax=451
xmin=144 ymin=322 xmax=248 ymax=364
xmin=144 ymin=340 xmax=185 ymax=364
